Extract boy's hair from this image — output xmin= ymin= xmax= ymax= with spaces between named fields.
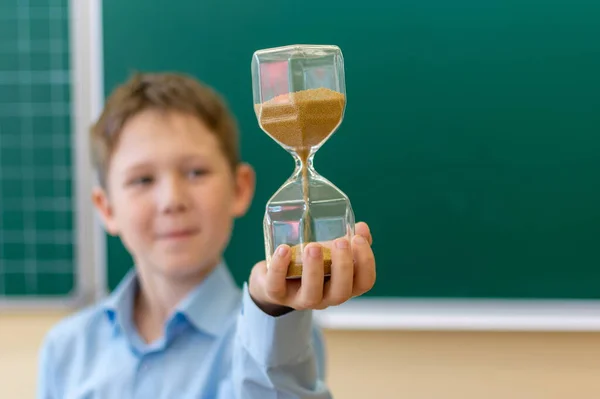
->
xmin=90 ymin=72 xmax=240 ymax=188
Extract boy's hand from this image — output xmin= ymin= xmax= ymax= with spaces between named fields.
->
xmin=249 ymin=222 xmax=375 ymax=316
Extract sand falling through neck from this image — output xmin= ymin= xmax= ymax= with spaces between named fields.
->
xmin=257 ymin=87 xmax=345 ymax=277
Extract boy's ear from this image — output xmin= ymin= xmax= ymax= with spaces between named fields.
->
xmin=231 ymin=163 xmax=256 ymax=218
xmin=92 ymin=186 xmax=119 ymax=236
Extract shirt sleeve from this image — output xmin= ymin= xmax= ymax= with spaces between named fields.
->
xmin=36 ymin=333 xmax=56 ymax=399
xmin=226 ymin=282 xmax=332 ymax=399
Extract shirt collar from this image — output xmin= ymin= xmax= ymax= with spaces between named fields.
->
xmin=102 ymin=268 xmax=136 ymax=336
xmin=101 ymin=262 xmax=241 ymax=338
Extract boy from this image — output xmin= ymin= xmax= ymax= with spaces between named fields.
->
xmin=37 ymin=72 xmax=376 ymax=398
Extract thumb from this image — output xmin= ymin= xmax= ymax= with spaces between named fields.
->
xmin=248 ymin=260 xmax=269 ymax=304
xmin=249 ymin=245 xmax=292 ymax=306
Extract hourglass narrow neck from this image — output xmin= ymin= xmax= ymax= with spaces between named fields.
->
xmin=292 ymin=149 xmax=316 ymax=174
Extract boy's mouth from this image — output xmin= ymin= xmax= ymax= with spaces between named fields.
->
xmin=156 ymin=228 xmax=200 ymax=240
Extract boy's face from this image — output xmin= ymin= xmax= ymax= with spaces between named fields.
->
xmin=93 ymin=110 xmax=254 ymax=281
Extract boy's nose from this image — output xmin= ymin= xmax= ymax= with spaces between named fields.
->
xmin=158 ymin=175 xmax=190 ymax=214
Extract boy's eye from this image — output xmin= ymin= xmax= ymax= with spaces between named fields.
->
xmin=187 ymin=169 xmax=208 ymax=178
xmin=129 ymin=176 xmax=153 ymax=186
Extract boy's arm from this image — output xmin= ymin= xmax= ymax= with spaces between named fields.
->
xmin=227 ymin=284 xmax=330 ymax=398
xmin=223 ymin=222 xmax=375 ymax=399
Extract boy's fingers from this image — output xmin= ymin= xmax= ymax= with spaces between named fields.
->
xmin=297 ymin=244 xmax=325 ymax=310
xmin=265 ymin=245 xmax=291 ymax=303
xmin=323 ymin=237 xmax=354 ymax=307
xmin=351 ymin=234 xmax=376 ymax=297
xmin=355 ymin=222 xmax=373 ymax=246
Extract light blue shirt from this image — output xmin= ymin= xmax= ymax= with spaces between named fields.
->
xmin=37 ymin=263 xmax=331 ymax=399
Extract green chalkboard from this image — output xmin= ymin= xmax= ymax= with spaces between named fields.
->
xmin=0 ymin=0 xmax=74 ymax=297
xmin=102 ymin=0 xmax=600 ymax=299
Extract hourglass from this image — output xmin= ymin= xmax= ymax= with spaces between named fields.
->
xmin=252 ymin=44 xmax=355 ymax=278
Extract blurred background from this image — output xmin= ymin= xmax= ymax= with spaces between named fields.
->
xmin=1 ymin=0 xmax=600 ymax=397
